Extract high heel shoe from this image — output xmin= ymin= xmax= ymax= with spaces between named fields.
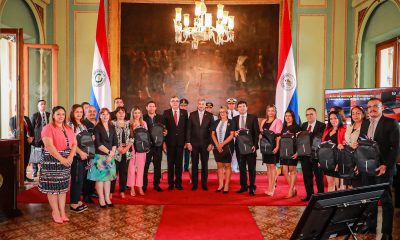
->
xmin=130 ymin=190 xmax=136 ymax=196
xmin=120 ymin=192 xmax=125 ymax=199
xmin=52 ymin=212 xmax=63 ymax=224
xmin=61 ymin=216 xmax=70 ymax=222
xmin=216 ymin=187 xmax=223 ymax=192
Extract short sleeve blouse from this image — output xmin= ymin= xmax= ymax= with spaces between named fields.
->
xmin=41 ymin=124 xmax=76 ymax=151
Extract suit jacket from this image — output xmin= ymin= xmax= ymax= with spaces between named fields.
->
xmin=211 ymin=119 xmax=236 ymax=152
xmin=93 ymin=123 xmax=118 ymax=155
xmin=163 ymin=108 xmax=188 ymax=147
xmin=233 ymin=113 xmax=260 ymax=149
xmin=186 ymin=110 xmax=214 ymax=147
xmin=9 ymin=116 xmax=33 ymax=144
xmin=30 ymin=111 xmax=50 ymax=147
xmin=301 ymin=120 xmax=325 ymax=145
xmin=360 ymin=116 xmax=399 ymax=169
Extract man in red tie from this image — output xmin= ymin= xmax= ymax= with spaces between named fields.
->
xmin=163 ymin=96 xmax=188 ymax=190
xmin=298 ymin=107 xmax=325 ymax=201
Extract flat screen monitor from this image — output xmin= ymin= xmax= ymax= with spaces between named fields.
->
xmin=325 ymin=87 xmax=400 ymax=123
xmin=290 ymin=183 xmax=388 ymax=240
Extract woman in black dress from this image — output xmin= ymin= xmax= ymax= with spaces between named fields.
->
xmin=280 ymin=110 xmax=301 ymax=198
xmin=259 ymin=104 xmax=283 ymax=196
xmin=211 ymin=106 xmax=236 ymax=193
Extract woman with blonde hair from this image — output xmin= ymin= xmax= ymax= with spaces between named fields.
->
xmin=211 ymin=106 xmax=236 ymax=193
xmin=127 ymin=106 xmax=148 ymax=196
xmin=259 ymin=104 xmax=282 ymax=196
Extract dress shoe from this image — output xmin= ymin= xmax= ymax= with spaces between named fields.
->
xmin=301 ymin=197 xmax=311 ymax=202
xmin=154 ymin=186 xmax=163 ymax=192
xmin=191 ymin=186 xmax=197 ymax=191
xmin=381 ymin=234 xmax=392 ymax=240
xmin=83 ymin=196 xmax=94 ymax=204
xmin=202 ymin=185 xmax=208 ymax=191
xmin=236 ymin=188 xmax=247 ymax=193
xmin=176 ymin=185 xmax=183 ymax=190
xmin=168 ymin=185 xmax=174 ymax=190
xmin=249 ymin=189 xmax=255 ymax=196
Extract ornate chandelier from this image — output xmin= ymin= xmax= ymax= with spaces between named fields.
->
xmin=173 ymin=0 xmax=235 ymax=49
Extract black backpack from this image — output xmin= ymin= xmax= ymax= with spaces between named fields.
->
xmin=76 ymin=130 xmax=95 ymax=160
xmin=354 ymin=138 xmax=380 ymax=176
xmin=151 ymin=123 xmax=165 ymax=147
xmin=311 ymin=134 xmax=322 ymax=160
xmin=280 ymin=132 xmax=295 ymax=160
xmin=317 ymin=141 xmax=337 ymax=171
xmin=260 ymin=130 xmax=275 ymax=155
xmin=237 ymin=129 xmax=254 ymax=155
xmin=296 ymin=131 xmax=311 ymax=157
xmin=337 ymin=145 xmax=356 ymax=179
xmin=133 ymin=127 xmax=151 ymax=153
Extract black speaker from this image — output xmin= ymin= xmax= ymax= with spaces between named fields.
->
xmin=0 ymin=139 xmax=21 ymax=220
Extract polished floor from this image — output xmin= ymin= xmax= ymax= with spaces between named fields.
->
xmin=1 ymin=204 xmax=399 ymax=239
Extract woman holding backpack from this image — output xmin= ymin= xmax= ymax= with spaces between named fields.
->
xmin=68 ymin=104 xmax=89 ymax=213
xmin=321 ymin=111 xmax=346 ymax=192
xmin=111 ymin=106 xmax=133 ymax=199
xmin=259 ymin=104 xmax=283 ymax=196
xmin=127 ymin=106 xmax=148 ymax=196
xmin=280 ymin=110 xmax=301 ymax=198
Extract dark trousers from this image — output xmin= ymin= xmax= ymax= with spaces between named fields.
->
xmin=83 ymin=161 xmax=95 ymax=197
xmin=70 ymin=157 xmax=86 ymax=204
xmin=167 ymin=145 xmax=184 ymax=187
xmin=191 ymin=145 xmax=209 ymax=188
xmin=24 ymin=143 xmax=31 ymax=178
xmin=184 ymin=149 xmax=190 ymax=171
xmin=32 ymin=163 xmax=39 ymax=177
xmin=143 ymin=146 xmax=163 ymax=189
xmin=300 ymin=156 xmax=324 ymax=197
xmin=239 ymin=153 xmax=257 ymax=190
xmin=111 ymin=154 xmax=129 ymax=193
xmin=395 ymin=164 xmax=400 ymax=208
xmin=361 ymin=169 xmax=394 ymax=234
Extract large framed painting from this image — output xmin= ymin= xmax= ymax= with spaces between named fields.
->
xmin=112 ymin=0 xmax=282 ymax=116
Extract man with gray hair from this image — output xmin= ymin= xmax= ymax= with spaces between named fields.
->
xmin=186 ymin=99 xmax=214 ymax=190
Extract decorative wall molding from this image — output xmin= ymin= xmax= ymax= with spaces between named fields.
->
xmin=298 ymin=0 xmax=327 ymax=8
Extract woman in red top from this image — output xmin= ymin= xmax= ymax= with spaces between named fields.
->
xmin=321 ymin=111 xmax=346 ymax=192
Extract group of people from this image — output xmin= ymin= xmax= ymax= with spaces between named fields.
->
xmin=14 ymin=96 xmax=399 ymax=239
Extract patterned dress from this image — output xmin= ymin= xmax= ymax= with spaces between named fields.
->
xmin=38 ymin=126 xmax=74 ymax=194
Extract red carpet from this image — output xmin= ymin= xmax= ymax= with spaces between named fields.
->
xmin=155 ymin=205 xmax=263 ymax=240
xmin=18 ymin=172 xmax=323 ymax=206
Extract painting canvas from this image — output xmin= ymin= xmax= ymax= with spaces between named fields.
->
xmin=120 ymin=3 xmax=279 ymax=116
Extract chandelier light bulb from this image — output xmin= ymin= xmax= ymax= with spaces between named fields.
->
xmin=205 ymin=13 xmax=212 ymax=27
xmin=222 ymin=11 xmax=229 ymax=25
xmin=195 ymin=1 xmax=202 ymax=16
xmin=175 ymin=8 xmax=182 ymax=22
xmin=228 ymin=16 xmax=234 ymax=30
xmin=217 ymin=4 xmax=224 ymax=19
xmin=183 ymin=14 xmax=190 ymax=27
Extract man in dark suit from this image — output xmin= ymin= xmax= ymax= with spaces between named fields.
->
xmin=180 ymin=98 xmax=191 ymax=172
xmin=299 ymin=107 xmax=325 ymax=201
xmin=9 ymin=108 xmax=34 ymax=182
xmin=30 ymin=99 xmax=50 ymax=178
xmin=359 ymin=98 xmax=399 ymax=240
xmin=110 ymin=97 xmax=130 ymax=121
xmin=163 ymin=96 xmax=188 ymax=190
xmin=186 ymin=99 xmax=214 ymax=190
xmin=143 ymin=100 xmax=166 ymax=192
xmin=233 ymin=100 xmax=260 ymax=196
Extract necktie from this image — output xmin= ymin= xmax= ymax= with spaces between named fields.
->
xmin=199 ymin=112 xmax=203 ymax=125
xmin=41 ymin=112 xmax=47 ymax=126
xmin=229 ymin=111 xmax=233 ymax=119
xmin=240 ymin=115 xmax=245 ymax=129
xmin=367 ymin=119 xmax=375 ymax=139
xmin=174 ymin=111 xmax=178 ymax=126
xmin=307 ymin=125 xmax=312 ymax=133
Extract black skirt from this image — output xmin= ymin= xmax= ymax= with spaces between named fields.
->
xmin=213 ymin=145 xmax=232 ymax=163
xmin=262 ymin=154 xmax=278 ymax=164
xmin=280 ymin=158 xmax=298 ymax=166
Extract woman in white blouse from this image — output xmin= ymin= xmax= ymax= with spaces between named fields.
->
xmin=211 ymin=107 xmax=236 ymax=193
xmin=344 ymin=106 xmax=366 ymax=188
